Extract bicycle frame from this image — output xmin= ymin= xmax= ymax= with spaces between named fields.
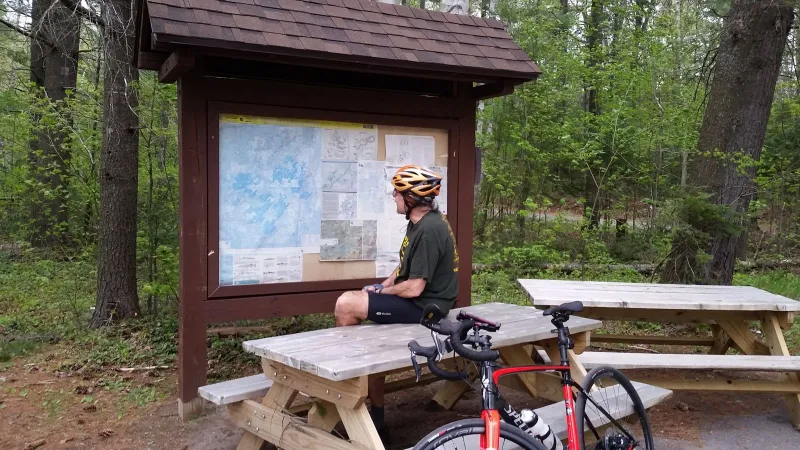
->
xmin=474 ymin=315 xmax=581 ymax=450
xmin=468 ymin=359 xmax=580 ymax=450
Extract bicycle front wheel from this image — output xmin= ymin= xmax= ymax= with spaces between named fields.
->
xmin=575 ymin=366 xmax=655 ymax=450
xmin=413 ymin=418 xmax=548 ymax=450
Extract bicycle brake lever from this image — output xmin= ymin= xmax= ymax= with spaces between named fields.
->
xmin=431 ymin=330 xmax=446 ymax=362
xmin=410 ymin=351 xmax=422 ymax=382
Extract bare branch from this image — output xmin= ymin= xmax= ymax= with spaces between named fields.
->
xmin=0 ymin=17 xmax=33 ymax=39
xmin=60 ymin=0 xmax=106 ymax=28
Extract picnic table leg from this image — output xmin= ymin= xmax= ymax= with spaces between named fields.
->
xmin=762 ymin=312 xmax=800 ymax=430
xmin=308 ymin=400 xmax=341 ymax=432
xmin=716 ymin=319 xmax=771 ymax=355
xmin=229 ymin=359 xmax=376 ymax=450
xmin=431 ymin=359 xmax=479 ymax=409
xmin=709 ymin=324 xmax=732 ymax=355
xmin=336 ymin=403 xmax=386 ymax=450
xmin=234 ymin=382 xmax=298 ymax=450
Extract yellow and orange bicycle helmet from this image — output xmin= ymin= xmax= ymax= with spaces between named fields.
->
xmin=391 ymin=165 xmax=443 ymax=202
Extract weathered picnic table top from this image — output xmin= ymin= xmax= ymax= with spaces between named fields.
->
xmin=519 ymin=279 xmax=800 ymax=312
xmin=243 ymin=302 xmax=601 ymax=381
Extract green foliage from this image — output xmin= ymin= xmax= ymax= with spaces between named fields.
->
xmin=658 ymin=194 xmax=741 ymax=283
xmin=0 ymin=254 xmax=95 ymax=338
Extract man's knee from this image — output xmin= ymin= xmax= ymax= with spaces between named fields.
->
xmin=335 ymin=291 xmax=368 ymax=324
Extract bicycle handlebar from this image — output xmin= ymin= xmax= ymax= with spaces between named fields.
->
xmin=411 ymin=310 xmax=501 ymax=367
xmin=408 ymin=340 xmax=468 ymax=381
xmin=449 ymin=319 xmax=500 ymax=362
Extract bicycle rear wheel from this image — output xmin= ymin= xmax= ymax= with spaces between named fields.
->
xmin=575 ymin=366 xmax=655 ymax=450
xmin=413 ymin=418 xmax=548 ymax=450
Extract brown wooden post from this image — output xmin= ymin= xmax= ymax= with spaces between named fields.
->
xmin=177 ymin=76 xmax=209 ymax=420
xmin=455 ymin=82 xmax=476 ymax=309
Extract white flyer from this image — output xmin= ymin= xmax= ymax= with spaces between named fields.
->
xmin=322 ymin=161 xmax=358 ymax=193
xmin=357 ymin=160 xmax=388 ymax=220
xmin=232 ymin=254 xmax=261 ymax=285
xmin=232 ymin=249 xmax=303 ymax=284
xmin=385 ymin=135 xmax=412 ymax=166
xmin=300 ymin=234 xmax=321 ymax=254
xmin=376 ymin=252 xmax=400 ymax=278
xmin=322 ymin=128 xmax=350 ymax=160
xmin=377 ymin=216 xmax=407 ymax=253
xmin=409 ymin=135 xmax=435 ymax=168
xmin=323 ymin=192 xmax=358 ymax=220
xmin=261 ymin=249 xmax=303 ymax=283
xmin=350 ymin=129 xmax=378 ymax=160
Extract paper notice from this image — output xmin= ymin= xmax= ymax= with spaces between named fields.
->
xmin=322 ymin=161 xmax=358 ymax=193
xmin=233 ymin=250 xmax=303 ymax=284
xmin=232 ymin=254 xmax=261 ymax=285
xmin=323 ymin=192 xmax=358 ymax=220
xmin=301 ymin=234 xmax=321 ymax=254
xmin=377 ymin=216 xmax=407 ymax=253
xmin=357 ymin=160 xmax=387 ymax=220
xmin=385 ymin=135 xmax=412 ymax=166
xmin=322 ymin=128 xmax=350 ymax=160
xmin=350 ymin=129 xmax=378 ymax=160
xmin=376 ymin=252 xmax=400 ymax=278
xmin=409 ymin=136 xmax=435 ymax=168
xmin=261 ymin=250 xmax=303 ymax=283
xmin=386 ymin=135 xmax=436 ymax=168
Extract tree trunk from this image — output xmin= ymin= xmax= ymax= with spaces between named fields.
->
xmin=583 ymin=0 xmax=604 ymax=228
xmin=92 ymin=0 xmax=141 ymax=327
xmin=28 ymin=0 xmax=80 ymax=247
xmin=689 ymin=0 xmax=793 ymax=284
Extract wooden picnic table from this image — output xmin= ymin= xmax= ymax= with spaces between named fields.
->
xmin=229 ymin=302 xmax=601 ymax=450
xmin=519 ymin=279 xmax=800 ymax=429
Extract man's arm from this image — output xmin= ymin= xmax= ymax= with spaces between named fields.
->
xmin=379 ymin=278 xmax=426 ymax=298
xmin=381 ymin=266 xmax=399 ymax=287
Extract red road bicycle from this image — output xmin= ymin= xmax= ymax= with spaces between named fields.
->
xmin=408 ymin=301 xmax=654 ymax=450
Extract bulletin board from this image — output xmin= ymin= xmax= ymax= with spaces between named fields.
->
xmin=215 ymin=113 xmax=449 ymax=286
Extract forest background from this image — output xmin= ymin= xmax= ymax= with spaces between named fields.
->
xmin=1 ymin=0 xmax=799 ymax=415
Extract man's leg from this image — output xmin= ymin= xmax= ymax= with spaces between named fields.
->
xmin=334 ymin=291 xmax=368 ymax=327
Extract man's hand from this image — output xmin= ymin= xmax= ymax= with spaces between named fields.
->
xmin=380 ymin=278 xmax=426 ymax=298
xmin=362 ymin=284 xmax=384 ymax=293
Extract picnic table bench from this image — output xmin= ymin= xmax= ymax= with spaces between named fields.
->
xmin=520 ymin=279 xmax=800 ymax=429
xmin=197 ymin=302 xmax=670 ymax=450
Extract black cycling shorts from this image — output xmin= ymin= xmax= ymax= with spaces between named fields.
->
xmin=367 ymin=292 xmax=424 ymax=324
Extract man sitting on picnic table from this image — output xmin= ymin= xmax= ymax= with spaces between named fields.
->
xmin=334 ymin=164 xmax=459 ymax=442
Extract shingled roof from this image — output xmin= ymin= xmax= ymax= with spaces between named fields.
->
xmin=139 ymin=0 xmax=541 ymax=82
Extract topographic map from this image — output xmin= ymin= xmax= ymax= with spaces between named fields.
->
xmin=322 ymin=161 xmax=358 ymax=192
xmin=218 ymin=119 xmax=322 ymax=284
xmin=320 ymin=220 xmax=378 ymax=261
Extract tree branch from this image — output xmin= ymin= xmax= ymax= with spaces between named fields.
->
xmin=0 ymin=17 xmax=33 ymax=39
xmin=60 ymin=0 xmax=105 ymax=28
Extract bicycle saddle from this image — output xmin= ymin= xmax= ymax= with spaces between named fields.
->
xmin=421 ymin=304 xmax=444 ymax=326
xmin=543 ymin=301 xmax=584 ymax=316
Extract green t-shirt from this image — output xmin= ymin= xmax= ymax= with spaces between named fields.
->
xmin=395 ymin=210 xmax=460 ymax=314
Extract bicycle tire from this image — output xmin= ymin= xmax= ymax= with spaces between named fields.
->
xmin=413 ymin=418 xmax=549 ymax=450
xmin=575 ymin=366 xmax=655 ymax=450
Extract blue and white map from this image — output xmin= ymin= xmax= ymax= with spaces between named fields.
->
xmin=218 ymin=118 xmax=322 ymax=285
xmin=214 ymin=114 xmax=444 ymax=285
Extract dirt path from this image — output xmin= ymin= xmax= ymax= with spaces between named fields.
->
xmin=3 ymin=357 xmax=799 ymax=450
